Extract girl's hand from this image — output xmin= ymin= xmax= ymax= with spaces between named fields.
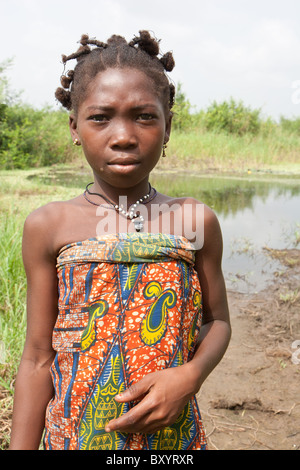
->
xmin=105 ymin=363 xmax=199 ymax=434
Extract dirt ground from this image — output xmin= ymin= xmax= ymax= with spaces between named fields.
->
xmin=199 ymin=248 xmax=300 ymax=450
xmin=1 ymin=249 xmax=299 ymax=451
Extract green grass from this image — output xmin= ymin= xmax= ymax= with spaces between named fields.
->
xmin=0 ymin=169 xmax=81 ymax=383
xmin=0 ymin=208 xmax=27 ymax=450
xmin=158 ymin=125 xmax=300 ymax=173
xmin=0 ymin=172 xmax=81 ymax=450
xmin=0 ymin=209 xmax=26 ymax=390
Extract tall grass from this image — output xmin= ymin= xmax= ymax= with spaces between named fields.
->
xmin=0 ymin=172 xmax=81 ymax=396
xmin=0 ymin=208 xmax=27 ymax=447
xmin=0 ymin=174 xmax=81 ymax=450
xmin=166 ymin=95 xmax=300 ymax=172
xmin=163 ymin=124 xmax=300 ymax=172
xmin=0 ymin=209 xmax=26 ymax=392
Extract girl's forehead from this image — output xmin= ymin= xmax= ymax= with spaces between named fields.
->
xmin=83 ymin=68 xmax=162 ymax=106
xmin=91 ymin=68 xmax=155 ymax=91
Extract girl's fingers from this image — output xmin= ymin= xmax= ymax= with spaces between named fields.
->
xmin=105 ymin=368 xmax=188 ymax=434
xmin=105 ymin=374 xmax=159 ymax=433
xmin=105 ymin=394 xmax=153 ymax=433
xmin=114 ymin=374 xmax=153 ymax=402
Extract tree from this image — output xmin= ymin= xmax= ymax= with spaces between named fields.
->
xmin=172 ymin=82 xmax=193 ymax=130
xmin=204 ymin=98 xmax=261 ymax=136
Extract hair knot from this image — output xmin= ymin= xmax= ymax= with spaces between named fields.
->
xmin=129 ymin=30 xmax=160 ymax=56
xmin=160 ymin=52 xmax=175 ymax=72
xmin=107 ymin=35 xmax=127 ymax=46
xmin=80 ymin=34 xmax=89 ymax=46
xmin=55 ymin=87 xmax=72 ymax=110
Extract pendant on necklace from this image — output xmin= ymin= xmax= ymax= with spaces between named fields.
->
xmin=134 ymin=219 xmax=144 ymax=232
xmin=133 ymin=212 xmax=145 ymax=232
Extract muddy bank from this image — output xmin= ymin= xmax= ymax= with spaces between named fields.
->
xmin=199 ymin=248 xmax=300 ymax=450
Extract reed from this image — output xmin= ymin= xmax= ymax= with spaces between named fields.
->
xmin=0 ymin=209 xmax=26 ymax=391
xmin=162 ymin=126 xmax=300 ymax=172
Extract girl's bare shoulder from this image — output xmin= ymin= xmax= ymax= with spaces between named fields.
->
xmin=157 ymin=192 xmax=205 ymax=207
xmin=157 ymin=193 xmax=218 ymax=223
xmin=23 ymin=196 xmax=84 ymax=255
xmin=24 ymin=196 xmax=81 ymax=230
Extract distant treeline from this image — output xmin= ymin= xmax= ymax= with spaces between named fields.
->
xmin=1 ymin=61 xmax=300 ymax=169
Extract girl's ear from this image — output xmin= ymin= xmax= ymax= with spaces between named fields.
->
xmin=69 ymin=114 xmax=80 ymax=143
xmin=164 ymin=112 xmax=173 ymax=144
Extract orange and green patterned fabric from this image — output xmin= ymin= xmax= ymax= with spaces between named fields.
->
xmin=44 ymin=233 xmax=207 ymax=450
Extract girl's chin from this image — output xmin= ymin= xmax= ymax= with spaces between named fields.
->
xmin=91 ymin=171 xmax=149 ymax=193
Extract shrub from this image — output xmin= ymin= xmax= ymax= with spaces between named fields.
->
xmin=0 ymin=59 xmax=74 ymax=169
xmin=172 ymin=83 xmax=193 ymax=131
xmin=0 ymin=105 xmax=72 ymax=169
xmin=279 ymin=116 xmax=300 ymax=135
xmin=204 ymin=98 xmax=261 ymax=136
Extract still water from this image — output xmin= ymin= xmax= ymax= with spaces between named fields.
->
xmin=151 ymin=172 xmax=300 ymax=293
xmin=32 ymin=170 xmax=300 ymax=294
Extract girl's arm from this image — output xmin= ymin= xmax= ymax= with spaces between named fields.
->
xmin=187 ymin=204 xmax=231 ymax=388
xmin=9 ymin=210 xmax=58 ymax=450
xmin=105 ymin=205 xmax=231 ymax=434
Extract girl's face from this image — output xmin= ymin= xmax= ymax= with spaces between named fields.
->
xmin=70 ymin=68 xmax=172 ymax=192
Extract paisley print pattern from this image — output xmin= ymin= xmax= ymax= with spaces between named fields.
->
xmin=44 ymin=233 xmax=207 ymax=450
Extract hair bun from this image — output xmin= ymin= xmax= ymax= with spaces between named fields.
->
xmin=130 ymin=30 xmax=160 ymax=56
xmin=80 ymin=34 xmax=89 ymax=46
xmin=55 ymin=87 xmax=72 ymax=110
xmin=107 ymin=35 xmax=127 ymax=46
xmin=60 ymin=75 xmax=71 ymax=88
xmin=60 ymin=70 xmax=75 ymax=89
xmin=160 ymin=52 xmax=175 ymax=72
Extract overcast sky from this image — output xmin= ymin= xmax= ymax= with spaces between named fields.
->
xmin=2 ymin=0 xmax=300 ymax=120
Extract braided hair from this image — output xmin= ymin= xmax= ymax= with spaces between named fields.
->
xmin=55 ymin=30 xmax=175 ymax=116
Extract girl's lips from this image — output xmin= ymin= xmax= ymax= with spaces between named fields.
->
xmin=108 ymin=158 xmax=140 ymax=165
xmin=108 ymin=160 xmax=140 ymax=174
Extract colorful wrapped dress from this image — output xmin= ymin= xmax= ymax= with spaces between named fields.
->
xmin=44 ymin=233 xmax=207 ymax=450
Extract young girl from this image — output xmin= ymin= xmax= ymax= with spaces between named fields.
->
xmin=9 ymin=31 xmax=231 ymax=450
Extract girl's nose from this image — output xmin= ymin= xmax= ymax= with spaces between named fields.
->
xmin=110 ymin=120 xmax=138 ymax=149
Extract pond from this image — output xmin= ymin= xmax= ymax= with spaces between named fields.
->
xmin=30 ymin=169 xmax=300 ymax=294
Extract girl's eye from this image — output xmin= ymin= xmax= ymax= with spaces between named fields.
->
xmin=89 ymin=114 xmax=109 ymax=122
xmin=138 ymin=113 xmax=155 ymax=121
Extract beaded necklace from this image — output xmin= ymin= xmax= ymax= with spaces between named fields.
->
xmin=83 ymin=182 xmax=157 ymax=232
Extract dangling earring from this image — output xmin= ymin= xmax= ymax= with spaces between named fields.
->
xmin=73 ymin=139 xmax=81 ymax=146
xmin=162 ymin=143 xmax=167 ymax=158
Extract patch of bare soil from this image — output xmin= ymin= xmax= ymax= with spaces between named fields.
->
xmin=0 ymin=388 xmax=12 ymax=450
xmin=198 ymin=249 xmax=300 ymax=450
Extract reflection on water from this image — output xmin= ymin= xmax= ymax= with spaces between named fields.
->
xmin=151 ymin=173 xmax=300 ymax=293
xmin=219 ymin=190 xmax=299 ymax=293
xmin=28 ymin=169 xmax=300 ymax=293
